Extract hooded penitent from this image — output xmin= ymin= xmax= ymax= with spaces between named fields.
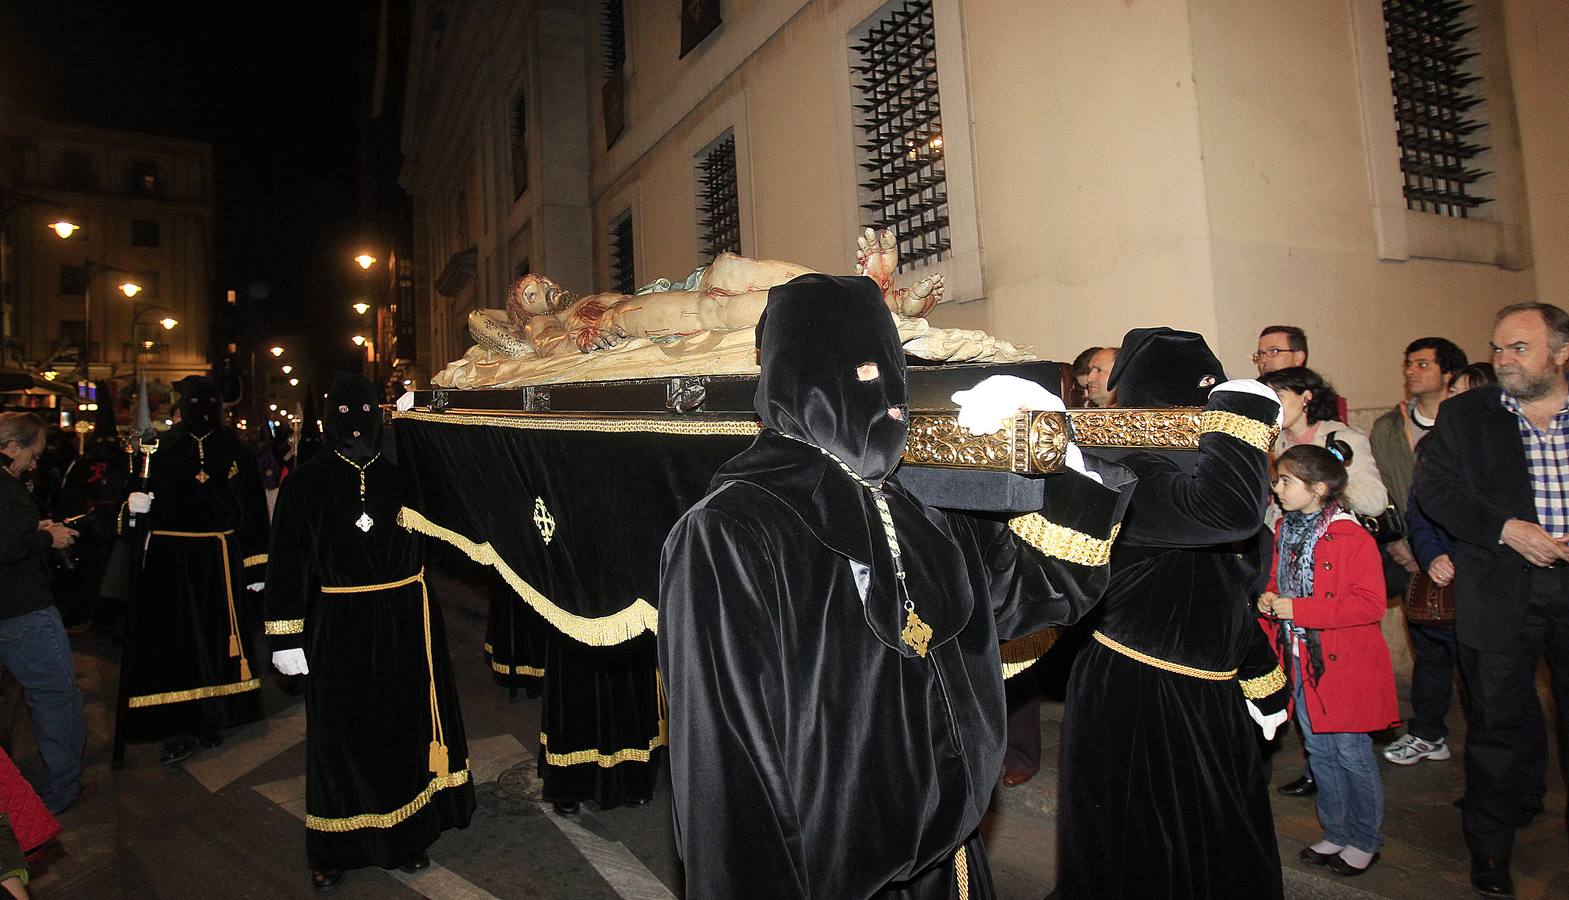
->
xmin=323 ymin=374 xmax=382 ymax=461
xmin=174 ymin=375 xmax=221 ymax=434
xmin=662 ymin=273 xmax=1129 ymax=898
xmin=1106 ymin=326 xmax=1227 ymax=409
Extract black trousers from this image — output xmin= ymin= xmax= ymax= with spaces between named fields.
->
xmin=1407 ymin=623 xmax=1462 ymax=741
xmin=1456 ymin=568 xmax=1569 ymax=859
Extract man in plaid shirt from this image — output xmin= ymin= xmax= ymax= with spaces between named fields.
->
xmin=1418 ymin=302 xmax=1569 ymax=897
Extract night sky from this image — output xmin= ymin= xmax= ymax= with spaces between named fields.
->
xmin=0 ymin=0 xmax=370 ymax=381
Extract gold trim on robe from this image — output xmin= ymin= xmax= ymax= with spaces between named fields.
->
xmin=242 ymin=553 xmax=268 ymax=567
xmin=394 ymin=408 xmax=759 ymax=437
xmin=1198 ymin=410 xmax=1279 ymax=454
xmin=1093 ymin=630 xmax=1238 ymax=681
xmin=265 ymin=619 xmax=305 ymax=636
xmin=482 ymin=643 xmax=545 ymax=678
xmin=305 ymin=767 xmax=472 ymax=832
xmin=1239 ymin=666 xmax=1287 ymax=698
xmin=538 ymin=731 xmax=667 ymax=768
xmin=128 ymin=678 xmax=261 ymax=708
xmin=1006 ymin=515 xmax=1120 ymax=567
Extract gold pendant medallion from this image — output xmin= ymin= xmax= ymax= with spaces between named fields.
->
xmin=195 ymin=470 xmax=210 ymax=483
xmin=901 ymin=608 xmax=934 ymax=657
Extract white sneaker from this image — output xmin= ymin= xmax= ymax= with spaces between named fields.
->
xmin=1383 ymin=733 xmax=1451 ymax=765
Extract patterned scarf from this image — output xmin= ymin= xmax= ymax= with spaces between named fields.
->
xmin=1274 ymin=502 xmax=1337 ymax=687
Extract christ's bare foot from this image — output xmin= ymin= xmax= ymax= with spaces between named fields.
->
xmin=890 ymin=273 xmax=943 ymax=317
xmin=855 ymin=227 xmax=899 ymax=294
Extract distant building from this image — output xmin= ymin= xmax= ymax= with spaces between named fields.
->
xmin=392 ymin=0 xmax=1568 ymax=408
xmin=1 ymin=117 xmax=214 ymax=407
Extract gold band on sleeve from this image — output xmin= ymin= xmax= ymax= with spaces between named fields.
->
xmin=265 ymin=619 xmax=305 ymax=635
xmin=1007 ymin=515 xmax=1119 ymax=567
xmin=1239 ymin=666 xmax=1287 ymax=698
xmin=243 ymin=553 xmax=268 ymax=568
xmin=1199 ymin=410 xmax=1279 ymax=454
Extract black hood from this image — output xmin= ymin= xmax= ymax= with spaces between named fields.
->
xmin=324 ymin=374 xmax=382 ymax=460
xmin=754 ymin=273 xmax=908 ymax=483
xmin=174 ymin=376 xmax=221 ymax=434
xmin=1106 ymin=327 xmax=1227 ymax=409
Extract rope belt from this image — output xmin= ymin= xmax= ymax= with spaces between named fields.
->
xmin=1092 ymin=630 xmax=1238 ymax=681
xmin=149 ymin=529 xmax=250 ymax=682
xmin=320 ymin=568 xmax=449 ymax=777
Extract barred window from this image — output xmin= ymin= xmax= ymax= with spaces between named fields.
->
xmin=602 ymin=0 xmax=626 ymax=77
xmin=850 ymin=0 xmax=948 ymax=272
xmin=1383 ymin=0 xmax=1490 ymax=218
xmin=609 ymin=211 xmax=635 ymax=294
xmin=510 ymin=93 xmax=528 ymax=200
xmin=696 ymin=133 xmax=740 ymax=259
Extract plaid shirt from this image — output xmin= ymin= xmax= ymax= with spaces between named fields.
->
xmin=1501 ymin=391 xmax=1569 ymax=538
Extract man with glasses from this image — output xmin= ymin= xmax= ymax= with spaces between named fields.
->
xmin=1254 ymin=325 xmax=1309 ymax=375
xmin=1417 ymin=303 xmax=1569 ymax=896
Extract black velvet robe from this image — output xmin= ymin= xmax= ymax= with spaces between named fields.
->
xmin=660 ymin=431 xmax=1124 ymax=899
xmin=265 ymin=453 xmax=474 ymax=871
xmin=483 ymin=572 xmax=546 ymax=689
xmin=1055 ymin=391 xmax=1289 ymax=899
xmin=537 ymin=634 xmax=664 ymax=808
xmin=121 ymin=426 xmax=269 ymax=740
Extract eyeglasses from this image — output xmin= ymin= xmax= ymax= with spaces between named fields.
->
xmin=1251 ymin=348 xmax=1295 ymax=362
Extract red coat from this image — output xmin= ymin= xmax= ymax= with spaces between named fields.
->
xmin=1259 ymin=515 xmax=1400 ymax=733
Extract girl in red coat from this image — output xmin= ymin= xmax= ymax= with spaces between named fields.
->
xmin=1259 ymin=444 xmax=1399 ymax=877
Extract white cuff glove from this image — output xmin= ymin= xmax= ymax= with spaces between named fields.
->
xmin=1209 ymin=378 xmax=1283 ymax=426
xmin=271 ymin=648 xmax=309 ymax=676
xmin=953 ymin=375 xmax=1098 ymax=482
xmin=246 ymin=582 xmax=265 ymax=593
xmin=1246 ymin=699 xmax=1290 ymax=741
xmin=128 ymin=491 xmax=154 ymax=514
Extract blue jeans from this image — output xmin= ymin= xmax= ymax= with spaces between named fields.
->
xmin=1295 ymin=655 xmax=1383 ymax=853
xmin=0 ymin=607 xmax=85 ymax=812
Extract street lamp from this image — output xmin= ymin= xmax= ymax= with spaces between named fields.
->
xmin=288 ymin=377 xmax=299 ymax=387
xmin=351 ymin=334 xmax=367 ymax=346
xmin=270 ymin=346 xmax=285 ymax=357
xmin=352 ymin=301 xmax=370 ymax=315
xmin=354 ymin=253 xmax=376 ymax=270
xmin=281 ymin=364 xmax=293 ymax=375
xmin=49 ymin=221 xmax=80 ymax=239
xmin=130 ymin=306 xmax=180 ymax=382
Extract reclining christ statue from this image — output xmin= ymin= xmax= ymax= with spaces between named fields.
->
xmin=434 ymin=229 xmax=1031 ymax=389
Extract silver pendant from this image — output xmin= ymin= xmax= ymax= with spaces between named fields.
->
xmin=355 ymin=512 xmax=374 ymax=532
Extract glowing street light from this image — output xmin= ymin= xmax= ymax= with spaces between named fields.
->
xmin=351 ymin=334 xmax=367 ymax=347
xmin=288 ymin=377 xmax=300 ymax=387
xmin=269 ymin=403 xmax=278 ymax=412
xmin=119 ymin=281 xmax=142 ymax=297
xmin=281 ymin=365 xmax=293 ymax=374
xmin=158 ymin=316 xmax=178 ymax=330
xmin=48 ymin=220 xmax=80 ymax=239
xmin=270 ymin=346 xmax=285 ymax=357
xmin=352 ymin=301 xmax=370 ymax=315
xmin=354 ymin=253 xmax=376 ymax=270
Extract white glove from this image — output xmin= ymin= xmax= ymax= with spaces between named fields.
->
xmin=246 ymin=582 xmax=265 ymax=593
xmin=271 ymin=648 xmax=309 ymax=676
xmin=128 ymin=491 xmax=154 ymax=514
xmin=1246 ymin=699 xmax=1290 ymax=741
xmin=1209 ymin=378 xmax=1283 ymax=426
xmin=952 ymin=375 xmax=1098 ymax=482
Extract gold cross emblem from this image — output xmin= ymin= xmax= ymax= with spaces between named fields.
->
xmin=532 ymin=497 xmax=556 ymax=545
xmin=195 ymin=470 xmax=210 ymax=483
xmin=901 ymin=608 xmax=933 ymax=657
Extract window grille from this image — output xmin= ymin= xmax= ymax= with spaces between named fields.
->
xmin=697 ymin=133 xmax=740 ymax=259
xmin=602 ymin=0 xmax=626 ymax=78
xmin=510 ymin=93 xmax=528 ymax=199
xmin=1383 ymin=0 xmax=1490 ymax=217
xmin=129 ymin=160 xmax=159 ymax=197
xmin=610 ymin=212 xmax=635 ymax=294
xmin=131 ymin=219 xmax=161 ymax=247
xmin=850 ymin=0 xmax=948 ymax=271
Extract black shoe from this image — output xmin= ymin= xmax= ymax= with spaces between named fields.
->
xmin=160 ymin=738 xmax=196 ymax=766
xmin=196 ymin=729 xmax=224 ymax=749
xmin=552 ymin=800 xmax=580 ymax=816
xmin=1278 ymin=775 xmax=1317 ymax=797
xmin=622 ymin=797 xmax=650 ymax=807
xmin=1298 ymin=846 xmax=1338 ymax=867
xmin=1470 ymin=855 xmax=1514 ymax=896
xmin=1326 ymin=852 xmax=1379 ymax=876
xmin=311 ymin=869 xmax=345 ymax=893
xmin=397 ymin=852 xmax=430 ymax=873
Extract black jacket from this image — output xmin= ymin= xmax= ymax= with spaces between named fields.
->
xmin=1416 ymin=384 xmax=1540 ymax=651
xmin=0 ymin=468 xmax=55 ymax=621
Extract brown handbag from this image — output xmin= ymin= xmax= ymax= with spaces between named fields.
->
xmin=1404 ymin=572 xmax=1456 ymax=625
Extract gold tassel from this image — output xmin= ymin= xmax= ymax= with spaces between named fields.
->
xmin=239 ymin=657 xmax=252 ymax=681
xmin=428 ymin=741 xmax=450 ymax=777
xmin=228 ymin=633 xmax=240 ymax=657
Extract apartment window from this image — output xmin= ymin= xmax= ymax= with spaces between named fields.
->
xmin=1383 ymin=0 xmax=1490 ymax=218
xmin=129 ymin=160 xmax=160 ymax=197
xmin=58 ymin=152 xmax=93 ymax=191
xmin=609 ymin=211 xmax=635 ymax=294
xmin=696 ymin=133 xmax=740 ymax=259
xmin=850 ymin=0 xmax=948 ymax=271
xmin=60 ymin=265 xmax=88 ymax=295
xmin=510 ymin=93 xmax=529 ymax=199
xmin=131 ymin=219 xmax=161 ymax=247
xmin=601 ymin=0 xmax=627 ymax=147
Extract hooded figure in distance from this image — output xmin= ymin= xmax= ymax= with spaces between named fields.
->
xmin=265 ymin=374 xmax=474 ymax=891
xmin=658 ymin=274 xmax=1129 ymax=898
xmin=121 ymin=375 xmax=269 ymax=762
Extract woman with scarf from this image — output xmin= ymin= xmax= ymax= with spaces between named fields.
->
xmin=1258 ymin=444 xmax=1398 ymax=877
